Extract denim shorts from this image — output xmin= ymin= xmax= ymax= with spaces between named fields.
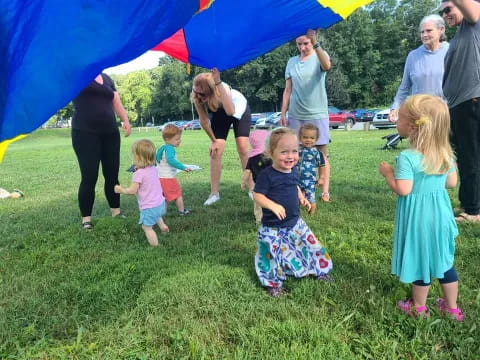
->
xmin=138 ymin=203 xmax=166 ymax=226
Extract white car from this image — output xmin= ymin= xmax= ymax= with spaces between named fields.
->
xmin=255 ymin=112 xmax=281 ymax=129
xmin=372 ymin=109 xmax=396 ymax=129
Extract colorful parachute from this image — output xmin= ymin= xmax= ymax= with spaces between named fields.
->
xmin=155 ymin=0 xmax=372 ymax=70
xmin=0 ymin=0 xmax=371 ymax=162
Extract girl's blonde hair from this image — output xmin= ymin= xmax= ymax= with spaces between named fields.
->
xmin=400 ymin=94 xmax=453 ymax=174
xmin=266 ymin=127 xmax=297 ymax=157
xmin=131 ymin=139 xmax=156 ymax=169
xmin=191 ymin=72 xmax=221 ymax=112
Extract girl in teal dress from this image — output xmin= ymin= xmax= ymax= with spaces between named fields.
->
xmin=379 ymin=94 xmax=463 ymax=321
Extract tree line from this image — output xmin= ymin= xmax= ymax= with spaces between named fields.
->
xmin=56 ymin=0 xmax=446 ymax=126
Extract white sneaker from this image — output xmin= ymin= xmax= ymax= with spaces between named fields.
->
xmin=204 ymin=193 xmax=220 ymax=206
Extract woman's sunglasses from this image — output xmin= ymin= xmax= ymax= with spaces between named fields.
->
xmin=193 ymin=89 xmax=206 ymax=97
xmin=439 ymin=6 xmax=453 ymax=16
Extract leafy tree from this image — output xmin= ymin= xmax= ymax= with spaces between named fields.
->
xmin=149 ymin=61 xmax=193 ymax=122
xmin=56 ymin=101 xmax=74 ymax=120
xmin=115 ymin=71 xmax=153 ymax=125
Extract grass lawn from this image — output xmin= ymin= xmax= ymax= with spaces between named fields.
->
xmin=0 ymin=128 xmax=479 ymax=359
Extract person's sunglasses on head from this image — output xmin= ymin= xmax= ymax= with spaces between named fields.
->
xmin=439 ymin=6 xmax=452 ymax=16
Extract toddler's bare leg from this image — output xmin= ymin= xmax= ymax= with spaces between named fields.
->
xmin=142 ymin=225 xmax=159 ymax=247
xmin=157 ymin=217 xmax=169 ymax=233
xmin=412 ymin=284 xmax=430 ymax=308
xmin=175 ymin=196 xmax=185 ymax=212
xmin=440 ymin=281 xmax=459 ymax=309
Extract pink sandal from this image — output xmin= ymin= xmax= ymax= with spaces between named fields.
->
xmin=397 ymin=298 xmax=429 ymax=318
xmin=436 ymin=298 xmax=464 ymax=322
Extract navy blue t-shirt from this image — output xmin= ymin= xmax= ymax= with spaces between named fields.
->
xmin=254 ymin=166 xmax=299 ymax=228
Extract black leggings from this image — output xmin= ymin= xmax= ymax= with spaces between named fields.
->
xmin=72 ymin=130 xmax=120 ymax=217
xmin=412 ymin=267 xmax=458 ymax=287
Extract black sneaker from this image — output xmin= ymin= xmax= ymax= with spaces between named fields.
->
xmin=178 ymin=208 xmax=191 ymax=216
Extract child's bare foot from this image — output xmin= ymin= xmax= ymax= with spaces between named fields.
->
xmin=148 ymin=238 xmax=159 ymax=247
xmin=160 ymin=224 xmax=169 ymax=233
xmin=321 ymin=192 xmax=330 ymax=202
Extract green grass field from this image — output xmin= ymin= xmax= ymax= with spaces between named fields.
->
xmin=0 ymin=128 xmax=479 ymax=359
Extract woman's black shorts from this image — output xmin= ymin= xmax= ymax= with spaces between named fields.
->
xmin=211 ymin=105 xmax=251 ymax=140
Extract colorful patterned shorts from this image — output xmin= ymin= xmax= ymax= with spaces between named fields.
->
xmin=255 ymin=218 xmax=333 ymax=288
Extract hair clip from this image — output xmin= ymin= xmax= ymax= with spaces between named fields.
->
xmin=415 ymin=116 xmax=429 ymax=126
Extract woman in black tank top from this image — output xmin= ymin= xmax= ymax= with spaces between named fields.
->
xmin=72 ymin=73 xmax=131 ymax=229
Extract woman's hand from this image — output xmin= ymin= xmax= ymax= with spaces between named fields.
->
xmin=280 ymin=113 xmax=287 ymax=126
xmin=388 ymin=109 xmax=398 ymax=123
xmin=122 ymin=121 xmax=131 ymax=137
xmin=209 ymin=139 xmax=222 ymax=158
xmin=211 ymin=68 xmax=221 ymax=84
xmin=306 ymin=29 xmax=317 ymax=45
xmin=379 ymin=161 xmax=394 ymax=177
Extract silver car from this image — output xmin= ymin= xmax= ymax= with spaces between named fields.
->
xmin=372 ymin=109 xmax=396 ymax=129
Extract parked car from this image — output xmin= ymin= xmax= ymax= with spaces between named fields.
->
xmin=255 ymin=112 xmax=281 ymax=129
xmin=372 ymin=109 xmax=396 ymax=129
xmin=358 ymin=109 xmax=377 ymax=122
xmin=175 ymin=120 xmax=190 ymax=129
xmin=265 ymin=112 xmax=281 ymax=127
xmin=158 ymin=120 xmax=188 ymax=131
xmin=158 ymin=121 xmax=174 ymax=131
xmin=328 ymin=106 xmax=356 ymax=129
xmin=250 ymin=113 xmax=263 ymax=127
xmin=185 ymin=119 xmax=201 ymax=130
xmin=350 ymin=108 xmax=366 ymax=121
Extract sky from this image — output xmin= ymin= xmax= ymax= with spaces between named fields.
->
xmin=105 ymin=51 xmax=165 ymax=75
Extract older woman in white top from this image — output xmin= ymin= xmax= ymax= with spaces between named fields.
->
xmin=389 ymin=15 xmax=449 ymax=122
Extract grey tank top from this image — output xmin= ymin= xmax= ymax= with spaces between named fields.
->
xmin=443 ymin=19 xmax=480 ymax=108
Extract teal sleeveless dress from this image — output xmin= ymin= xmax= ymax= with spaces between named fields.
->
xmin=391 ymin=150 xmax=458 ymax=284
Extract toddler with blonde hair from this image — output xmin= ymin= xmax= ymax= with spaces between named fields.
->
xmin=115 ymin=139 xmax=168 ymax=247
xmin=379 ymin=94 xmax=463 ymax=321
